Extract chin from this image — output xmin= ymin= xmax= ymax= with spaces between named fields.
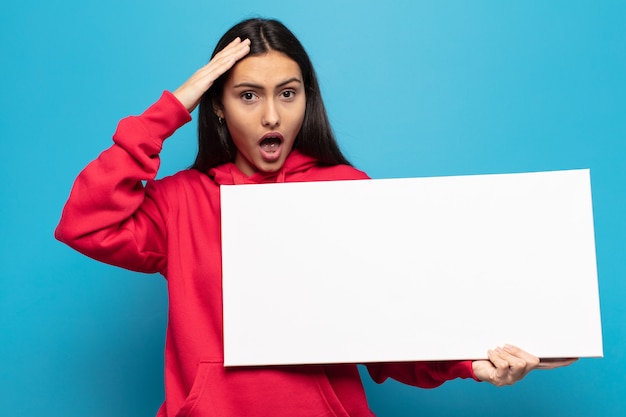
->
xmin=258 ymin=164 xmax=283 ymax=173
xmin=257 ymin=159 xmax=287 ymax=173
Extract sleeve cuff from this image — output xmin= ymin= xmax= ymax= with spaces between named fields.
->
xmin=138 ymin=90 xmax=193 ymax=141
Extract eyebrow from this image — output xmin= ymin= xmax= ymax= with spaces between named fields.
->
xmin=232 ymin=77 xmax=302 ymax=90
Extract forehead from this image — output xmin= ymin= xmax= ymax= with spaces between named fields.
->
xmin=226 ymin=50 xmax=302 ymax=85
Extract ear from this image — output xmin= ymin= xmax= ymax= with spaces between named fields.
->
xmin=212 ymin=100 xmax=224 ymax=119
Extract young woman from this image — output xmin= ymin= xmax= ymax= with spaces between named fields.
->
xmin=55 ymin=18 xmax=574 ymax=417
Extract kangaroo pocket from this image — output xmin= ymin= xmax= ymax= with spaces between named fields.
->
xmin=174 ymin=361 xmax=353 ymax=417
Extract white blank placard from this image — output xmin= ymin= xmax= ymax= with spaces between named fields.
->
xmin=220 ymin=169 xmax=602 ymax=366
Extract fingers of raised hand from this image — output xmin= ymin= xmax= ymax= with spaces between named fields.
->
xmin=173 ymin=38 xmax=251 ymax=112
xmin=199 ymin=37 xmax=251 ymax=80
xmin=214 ymin=37 xmax=252 ymax=62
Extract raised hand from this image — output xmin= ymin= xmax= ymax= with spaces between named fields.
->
xmin=173 ymin=37 xmax=251 ymax=112
xmin=472 ymin=344 xmax=578 ymax=387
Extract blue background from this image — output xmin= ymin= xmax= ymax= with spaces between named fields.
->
xmin=1 ymin=1 xmax=625 ymax=416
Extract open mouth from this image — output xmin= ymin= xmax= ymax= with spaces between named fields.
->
xmin=260 ymin=136 xmax=282 ymax=154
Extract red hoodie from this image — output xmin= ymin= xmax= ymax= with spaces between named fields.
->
xmin=55 ymin=91 xmax=478 ymax=417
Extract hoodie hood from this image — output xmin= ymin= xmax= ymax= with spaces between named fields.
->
xmin=208 ymin=150 xmax=319 ymax=185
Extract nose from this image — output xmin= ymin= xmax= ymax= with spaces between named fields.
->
xmin=262 ymin=99 xmax=280 ymax=127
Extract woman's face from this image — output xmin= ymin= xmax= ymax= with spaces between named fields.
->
xmin=219 ymin=50 xmax=306 ymax=176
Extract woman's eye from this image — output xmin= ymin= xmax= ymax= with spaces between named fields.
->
xmin=241 ymin=92 xmax=257 ymax=102
xmin=281 ymin=90 xmax=295 ymax=99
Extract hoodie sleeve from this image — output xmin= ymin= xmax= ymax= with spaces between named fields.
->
xmin=366 ymin=360 xmax=479 ymax=389
xmin=55 ymin=91 xmax=192 ymax=274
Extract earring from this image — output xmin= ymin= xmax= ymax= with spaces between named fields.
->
xmin=218 ymin=116 xmax=225 ymax=125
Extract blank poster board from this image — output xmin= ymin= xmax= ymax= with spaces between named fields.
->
xmin=220 ymin=169 xmax=602 ymax=366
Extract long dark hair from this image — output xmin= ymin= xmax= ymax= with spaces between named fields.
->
xmin=192 ymin=18 xmax=352 ymax=172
